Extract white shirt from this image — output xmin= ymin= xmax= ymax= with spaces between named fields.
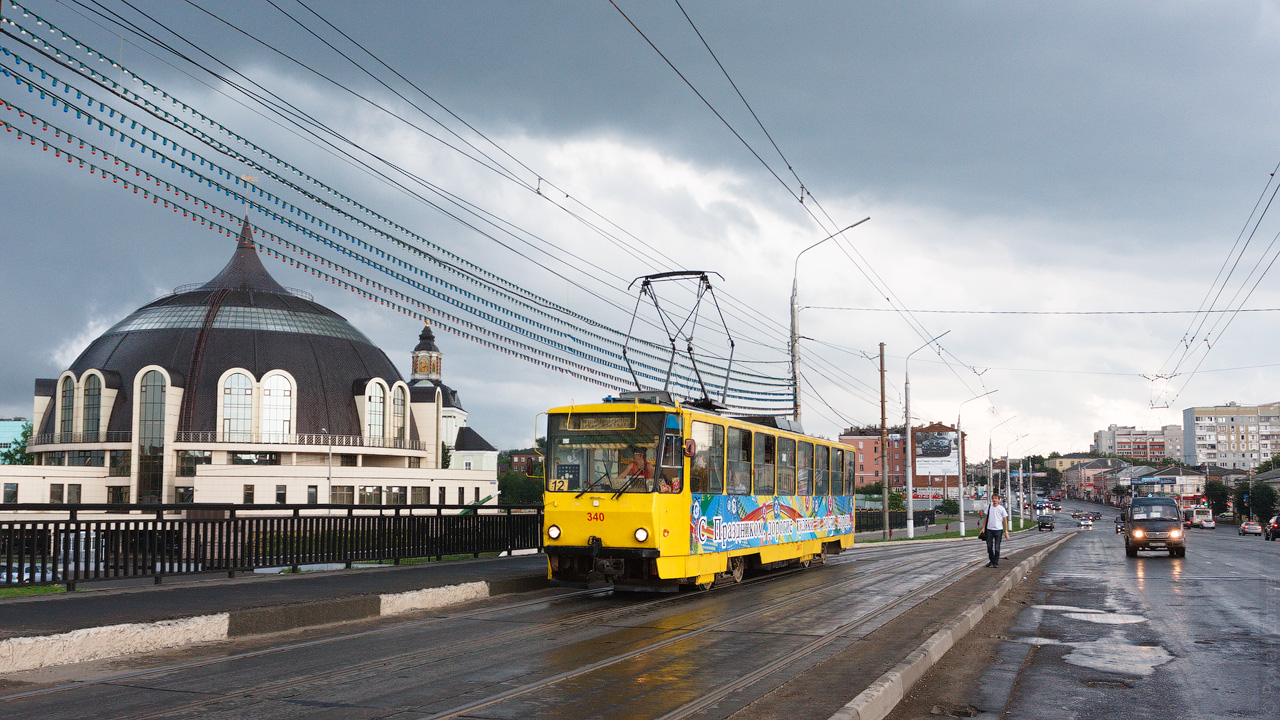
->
xmin=985 ymin=503 xmax=1009 ymax=531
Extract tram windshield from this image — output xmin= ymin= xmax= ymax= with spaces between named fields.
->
xmin=546 ymin=412 xmax=665 ymax=494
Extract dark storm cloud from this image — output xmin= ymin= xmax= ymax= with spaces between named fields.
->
xmin=4 ymin=1 xmax=1280 ymax=449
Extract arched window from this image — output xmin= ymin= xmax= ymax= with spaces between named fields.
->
xmin=83 ymin=375 xmax=101 ymax=439
xmin=261 ymin=375 xmax=292 ymax=442
xmin=60 ymin=377 xmax=75 ymax=441
xmin=392 ymin=386 xmax=407 ymax=445
xmin=367 ymin=384 xmax=385 ymax=439
xmin=137 ymin=370 xmax=166 ymax=504
xmin=222 ymin=373 xmax=253 ymax=442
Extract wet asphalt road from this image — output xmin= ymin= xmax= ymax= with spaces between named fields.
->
xmin=973 ymin=500 xmax=1280 ymax=720
xmin=0 ymin=534 xmax=1059 ymax=720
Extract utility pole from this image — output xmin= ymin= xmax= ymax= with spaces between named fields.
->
xmin=880 ymin=342 xmax=889 ymax=540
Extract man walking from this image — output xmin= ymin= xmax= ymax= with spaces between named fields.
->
xmin=983 ymin=493 xmax=1011 ymax=567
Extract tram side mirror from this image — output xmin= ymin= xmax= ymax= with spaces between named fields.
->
xmin=683 ymin=438 xmax=697 ymax=458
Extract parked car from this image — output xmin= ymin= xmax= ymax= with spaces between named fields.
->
xmin=1239 ymin=521 xmax=1263 ymax=536
xmin=1038 ymin=514 xmax=1055 ymax=531
xmin=1124 ymin=497 xmax=1186 ymax=557
xmin=1264 ymin=515 xmax=1280 ymax=541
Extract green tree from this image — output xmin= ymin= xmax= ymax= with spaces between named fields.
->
xmin=1204 ymin=480 xmax=1231 ymax=516
xmin=888 ymin=490 xmax=906 ymax=511
xmin=1252 ymin=455 xmax=1280 ymax=475
xmin=858 ymin=481 xmax=882 ymax=496
xmin=498 ymin=470 xmax=543 ymax=505
xmin=1234 ymin=483 xmax=1252 ymax=519
xmin=0 ymin=422 xmax=33 ymax=465
xmin=1251 ymin=482 xmax=1278 ymax=523
xmin=440 ymin=442 xmax=452 ymax=469
xmin=937 ymin=498 xmax=959 ymax=515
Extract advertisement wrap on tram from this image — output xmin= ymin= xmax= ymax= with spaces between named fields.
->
xmin=690 ymin=494 xmax=856 ymax=554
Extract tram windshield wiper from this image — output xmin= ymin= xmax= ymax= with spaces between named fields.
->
xmin=576 ymin=472 xmax=611 ymax=498
xmin=611 ymin=472 xmax=646 ymax=499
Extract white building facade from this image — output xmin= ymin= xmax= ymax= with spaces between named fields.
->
xmin=1182 ymin=401 xmax=1280 ymax=470
xmin=0 ymin=221 xmax=499 ymax=514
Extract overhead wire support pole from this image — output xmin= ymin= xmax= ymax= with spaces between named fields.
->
xmin=956 ymin=389 xmax=997 ymax=538
xmin=790 ymin=219 xmax=869 ymax=422
xmin=880 ymin=342 xmax=889 ymax=541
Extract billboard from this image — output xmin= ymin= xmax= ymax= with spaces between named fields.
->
xmin=914 ymin=429 xmax=960 ymax=476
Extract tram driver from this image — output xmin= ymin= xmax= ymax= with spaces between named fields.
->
xmin=617 ymin=445 xmax=655 ymax=491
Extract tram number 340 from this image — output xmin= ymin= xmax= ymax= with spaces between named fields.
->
xmin=586 ymin=512 xmax=605 ymax=522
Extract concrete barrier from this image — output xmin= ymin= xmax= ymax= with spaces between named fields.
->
xmin=0 ymin=575 xmax=542 ymax=675
xmin=828 ymin=533 xmax=1073 ymax=720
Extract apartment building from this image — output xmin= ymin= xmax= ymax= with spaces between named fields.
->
xmin=838 ymin=428 xmax=906 ymax=489
xmin=1091 ymin=424 xmax=1182 ymax=462
xmin=1182 ymin=401 xmax=1280 ymax=470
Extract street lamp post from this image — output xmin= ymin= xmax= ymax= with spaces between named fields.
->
xmin=1005 ymin=434 xmax=1028 ymax=527
xmin=904 ymin=331 xmax=950 ymax=539
xmin=956 ymin=390 xmax=996 ymax=537
xmin=988 ymin=416 xmax=1016 ymax=509
xmin=790 ymin=218 xmax=869 ymax=423
xmin=322 ymin=426 xmax=332 ymax=509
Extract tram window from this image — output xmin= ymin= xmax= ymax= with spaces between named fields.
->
xmin=797 ymin=442 xmax=814 ymax=496
xmin=727 ymin=428 xmax=752 ymax=495
xmin=845 ymin=452 xmax=857 ymax=495
xmin=816 ymin=446 xmax=830 ymax=496
xmin=832 ymin=448 xmax=845 ymax=496
xmin=546 ymin=412 xmax=664 ymax=493
xmin=658 ymin=435 xmax=684 ymax=493
xmin=753 ymin=432 xmax=775 ymax=495
xmin=777 ymin=438 xmax=797 ymax=495
xmin=691 ymin=421 xmax=725 ymax=494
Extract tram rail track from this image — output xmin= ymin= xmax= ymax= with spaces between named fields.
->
xmin=0 ymin=537 xmax=1003 ymax=720
xmin=415 ymin=549 xmax=981 ymax=720
xmin=0 ymin=546 xmax=909 ymax=711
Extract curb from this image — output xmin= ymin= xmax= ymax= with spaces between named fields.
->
xmin=0 ymin=574 xmax=547 ymax=675
xmin=828 ymin=533 xmax=1073 ymax=720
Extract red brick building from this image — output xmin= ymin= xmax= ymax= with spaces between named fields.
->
xmin=838 ymin=428 xmax=906 ymax=489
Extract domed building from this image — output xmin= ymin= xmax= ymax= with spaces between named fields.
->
xmin=12 ymin=220 xmax=497 ymax=507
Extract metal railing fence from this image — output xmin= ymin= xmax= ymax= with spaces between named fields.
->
xmin=854 ymin=509 xmax=936 ymax=534
xmin=0 ymin=503 xmax=542 ymax=589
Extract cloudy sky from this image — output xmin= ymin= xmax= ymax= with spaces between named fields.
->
xmin=3 ymin=1 xmax=1280 ymax=458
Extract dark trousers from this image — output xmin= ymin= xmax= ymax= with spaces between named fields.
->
xmin=985 ymin=528 xmax=1004 ymax=565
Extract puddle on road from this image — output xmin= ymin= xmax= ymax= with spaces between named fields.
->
xmin=1031 ymin=605 xmax=1102 ymax=613
xmin=1062 ymin=630 xmax=1173 ymax=677
xmin=1062 ymin=612 xmax=1147 ymax=625
xmin=1015 ymin=606 xmax=1172 ymax=679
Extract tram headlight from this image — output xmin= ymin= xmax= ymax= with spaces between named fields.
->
xmin=634 ymin=527 xmax=649 ymax=542
xmin=547 ymin=524 xmax=561 ymax=540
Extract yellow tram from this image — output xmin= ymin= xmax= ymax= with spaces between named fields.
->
xmin=542 ymin=391 xmax=858 ymax=590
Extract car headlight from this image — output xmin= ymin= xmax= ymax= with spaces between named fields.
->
xmin=1133 ymin=529 xmax=1144 ymax=539
xmin=1170 ymin=529 xmax=1182 ymax=539
xmin=547 ymin=524 xmax=561 ymax=540
xmin=634 ymin=527 xmax=649 ymax=542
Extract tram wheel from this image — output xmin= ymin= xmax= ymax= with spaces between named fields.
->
xmin=694 ymin=580 xmax=713 ymax=591
xmin=728 ymin=556 xmax=745 ymax=583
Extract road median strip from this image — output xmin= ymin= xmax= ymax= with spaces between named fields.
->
xmin=828 ymin=533 xmax=1074 ymax=720
xmin=0 ymin=574 xmax=545 ymax=675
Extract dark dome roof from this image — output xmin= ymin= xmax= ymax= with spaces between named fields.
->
xmin=50 ymin=220 xmax=406 ymax=438
xmin=414 ymin=325 xmax=440 ymax=353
